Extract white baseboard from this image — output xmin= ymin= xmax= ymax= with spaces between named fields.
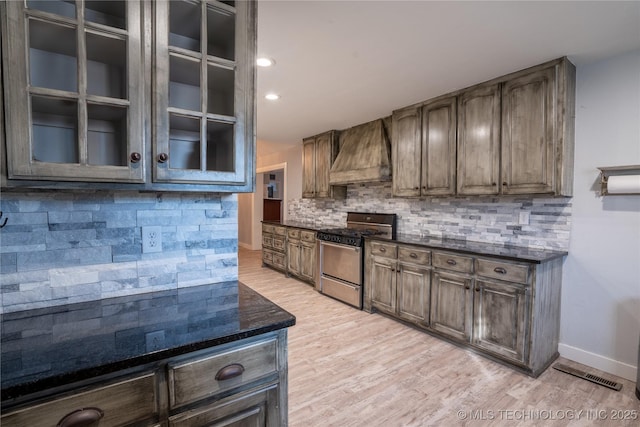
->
xmin=558 ymin=343 xmax=637 ymax=381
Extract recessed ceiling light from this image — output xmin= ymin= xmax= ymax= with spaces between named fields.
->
xmin=265 ymin=93 xmax=280 ymax=101
xmin=257 ymin=57 xmax=275 ymax=67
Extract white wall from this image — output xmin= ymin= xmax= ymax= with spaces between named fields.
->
xmin=559 ymin=49 xmax=640 ymax=380
xmin=237 ymin=144 xmax=303 ymax=250
xmin=257 ymin=145 xmax=303 ymax=200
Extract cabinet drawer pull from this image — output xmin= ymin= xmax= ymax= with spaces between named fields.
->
xmin=494 ymin=267 xmax=507 ymax=274
xmin=157 ymin=153 xmax=169 ymax=163
xmin=446 ymin=259 xmax=457 ymax=266
xmin=379 ymin=247 xmax=386 ymax=253
xmin=57 ymin=407 xmax=104 ymax=427
xmin=129 ymin=152 xmax=141 ymax=163
xmin=410 ymin=253 xmax=417 ymax=259
xmin=215 ymin=363 xmax=245 ymax=381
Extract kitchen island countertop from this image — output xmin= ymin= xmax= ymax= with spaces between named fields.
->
xmin=1 ymin=281 xmax=295 ymax=402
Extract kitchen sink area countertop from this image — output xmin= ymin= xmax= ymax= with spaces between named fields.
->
xmin=0 ymin=282 xmax=296 ymax=402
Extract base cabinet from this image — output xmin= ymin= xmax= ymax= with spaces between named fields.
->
xmin=366 ymin=241 xmax=431 ymax=327
xmin=473 ymin=279 xmax=529 ymax=363
xmin=263 ymin=224 xmax=316 ymax=285
xmin=1 ymin=331 xmax=289 ymax=427
xmin=262 ymin=224 xmax=286 ymax=272
xmin=430 ymin=270 xmax=473 ymax=342
xmin=365 ymin=241 xmax=564 ymax=377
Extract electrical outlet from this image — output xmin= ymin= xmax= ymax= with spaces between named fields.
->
xmin=518 ymin=211 xmax=530 ymax=225
xmin=142 ymin=226 xmax=162 ymax=253
xmin=145 ymin=330 xmax=165 ymax=352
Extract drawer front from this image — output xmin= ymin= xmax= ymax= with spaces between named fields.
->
xmin=287 ymin=228 xmax=300 ymax=239
xmin=272 ymin=237 xmax=286 ymax=251
xmin=262 ymin=249 xmax=274 ymax=264
xmin=168 ymin=339 xmax=278 ymax=410
xmin=273 ymin=252 xmax=286 ymax=269
xmin=262 ymin=224 xmax=274 ymax=234
xmin=370 ymin=241 xmax=397 ymax=259
xmin=301 ymin=230 xmax=316 ymax=243
xmin=398 ymin=246 xmax=431 ymax=265
xmin=273 ymin=226 xmax=286 ymax=236
xmin=433 ymin=252 xmax=474 ymax=273
xmin=262 ymin=235 xmax=273 ymax=249
xmin=2 ymin=373 xmax=157 ymax=427
xmin=476 ymin=259 xmax=530 ymax=284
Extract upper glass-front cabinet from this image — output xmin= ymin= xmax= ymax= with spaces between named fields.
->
xmin=2 ymin=0 xmax=145 ymax=182
xmin=154 ymin=0 xmax=254 ymax=184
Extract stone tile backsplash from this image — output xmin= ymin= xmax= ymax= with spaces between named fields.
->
xmin=288 ymin=182 xmax=571 ymax=250
xmin=0 ymin=190 xmax=238 ymax=313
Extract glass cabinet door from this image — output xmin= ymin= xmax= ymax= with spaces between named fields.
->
xmin=154 ymin=0 xmax=254 ymax=184
xmin=3 ymin=0 xmax=145 ymax=182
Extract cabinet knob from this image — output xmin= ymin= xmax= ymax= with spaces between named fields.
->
xmin=379 ymin=247 xmax=386 ymax=253
xmin=215 ymin=363 xmax=245 ymax=381
xmin=414 ymin=187 xmax=419 ymax=190
xmin=446 ymin=259 xmax=457 ymax=266
xmin=475 ymin=287 xmax=480 ymax=292
xmin=129 ymin=152 xmax=141 ymax=163
xmin=57 ymin=407 xmax=104 ymax=427
xmin=410 ymin=253 xmax=417 ymax=259
xmin=157 ymin=153 xmax=169 ymax=163
xmin=494 ymin=267 xmax=507 ymax=274
xmin=465 ymin=285 xmax=470 ymax=290
xmin=492 ymin=182 xmax=497 ymax=186
xmin=502 ymin=182 xmax=508 ymax=186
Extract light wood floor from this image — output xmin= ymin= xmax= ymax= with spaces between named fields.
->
xmin=238 ymin=248 xmax=640 ymax=426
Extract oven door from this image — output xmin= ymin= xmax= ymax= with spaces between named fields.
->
xmin=319 ymin=241 xmax=362 ymax=285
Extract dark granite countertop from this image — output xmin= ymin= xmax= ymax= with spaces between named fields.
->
xmin=262 ymin=219 xmax=319 ymax=231
xmin=1 ymin=281 xmax=295 ymax=401
xmin=261 ymin=220 xmax=567 ymax=262
xmin=369 ymin=234 xmax=567 ymax=263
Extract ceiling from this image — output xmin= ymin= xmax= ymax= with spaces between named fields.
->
xmin=255 ymin=0 xmax=640 ymax=154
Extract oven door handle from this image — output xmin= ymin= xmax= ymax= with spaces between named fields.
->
xmin=320 ymin=241 xmax=361 ymax=253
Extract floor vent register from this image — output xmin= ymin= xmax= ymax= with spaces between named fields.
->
xmin=553 ymin=363 xmax=622 ymax=391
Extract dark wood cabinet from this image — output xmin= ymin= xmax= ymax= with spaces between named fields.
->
xmin=302 ymin=131 xmax=346 ymax=199
xmin=391 ymin=57 xmax=575 ymax=197
xmin=365 ymin=240 xmax=564 ymax=377
xmin=456 ymin=83 xmax=502 ymax=195
xmin=392 ymin=97 xmax=456 ymax=197
xmin=1 ymin=0 xmax=257 ymax=192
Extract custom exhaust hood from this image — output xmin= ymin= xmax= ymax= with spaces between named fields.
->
xmin=329 ymin=118 xmax=392 ymax=185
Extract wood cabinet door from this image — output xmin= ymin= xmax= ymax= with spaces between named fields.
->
xmin=300 ymin=241 xmax=316 ymax=282
xmin=369 ymin=257 xmax=396 ymax=315
xmin=397 ymin=262 xmax=431 ymax=325
xmin=430 ymin=271 xmax=473 ymax=342
xmin=3 ymin=1 xmax=145 ymax=182
xmin=314 ymin=133 xmax=332 ymax=198
xmin=302 ymin=139 xmax=316 ymax=198
xmin=153 ymin=0 xmax=255 ymax=185
xmin=501 ymin=66 xmax=556 ymax=195
xmin=287 ymin=240 xmax=301 ymax=277
xmin=421 ymin=97 xmax=457 ymax=196
xmin=457 ymin=84 xmax=501 ymax=195
xmin=392 ymin=107 xmax=422 ymax=197
xmin=473 ymin=279 xmax=529 ymax=363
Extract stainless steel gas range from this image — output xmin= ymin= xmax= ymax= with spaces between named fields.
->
xmin=315 ymin=212 xmax=396 ymax=309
